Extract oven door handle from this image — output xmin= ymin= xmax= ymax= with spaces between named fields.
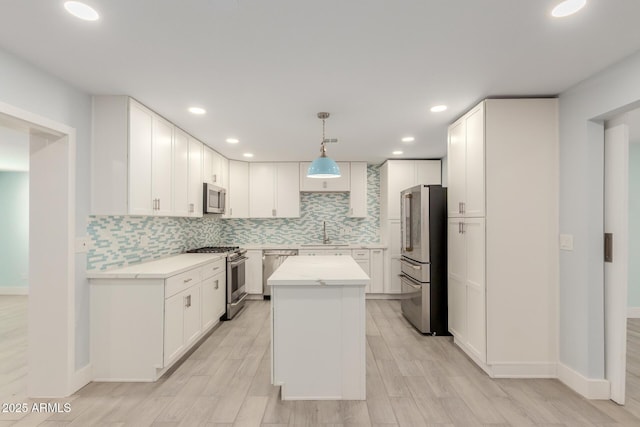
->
xmin=228 ymin=257 xmax=248 ymax=267
xmin=230 ymin=293 xmax=247 ymax=307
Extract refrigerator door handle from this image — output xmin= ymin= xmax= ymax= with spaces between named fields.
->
xmin=403 ymin=193 xmax=413 ymax=251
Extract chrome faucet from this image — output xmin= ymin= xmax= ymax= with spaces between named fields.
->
xmin=323 ymin=221 xmax=331 ymax=244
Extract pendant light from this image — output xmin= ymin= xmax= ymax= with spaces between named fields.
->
xmin=307 ymin=112 xmax=341 ymax=178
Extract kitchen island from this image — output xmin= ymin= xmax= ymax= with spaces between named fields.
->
xmin=268 ymin=256 xmax=369 ymax=400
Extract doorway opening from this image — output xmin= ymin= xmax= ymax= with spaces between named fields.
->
xmin=0 ymin=118 xmax=30 ymax=398
xmin=0 ymin=102 xmax=78 ymax=398
xmin=604 ymin=106 xmax=640 ymax=410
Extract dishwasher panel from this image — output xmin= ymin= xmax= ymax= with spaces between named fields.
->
xmin=263 ymin=250 xmax=298 ymax=298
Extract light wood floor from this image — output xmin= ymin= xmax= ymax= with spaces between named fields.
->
xmin=626 ymin=318 xmax=640 ymax=420
xmin=0 ymin=296 xmax=27 ymax=401
xmin=2 ymin=298 xmax=640 ymax=426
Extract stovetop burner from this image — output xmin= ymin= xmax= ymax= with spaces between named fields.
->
xmin=187 ymin=246 xmax=240 ymax=254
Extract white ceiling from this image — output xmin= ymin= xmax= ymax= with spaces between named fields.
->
xmin=1 ymin=0 xmax=640 ymax=163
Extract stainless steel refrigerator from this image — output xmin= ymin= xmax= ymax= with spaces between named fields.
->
xmin=400 ymin=184 xmax=448 ymax=335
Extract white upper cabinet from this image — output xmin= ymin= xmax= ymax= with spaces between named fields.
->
xmin=275 ymin=163 xmax=301 ymax=217
xmin=226 ymin=160 xmax=249 ymax=218
xmin=203 ymin=146 xmax=227 ymax=189
xmin=249 ymin=163 xmax=275 ymax=218
xmin=151 ymin=116 xmax=174 ymax=216
xmin=249 ymin=163 xmax=300 ymax=218
xmin=173 ymin=128 xmax=190 ymax=217
xmin=299 ymin=161 xmax=350 ymax=192
xmin=187 ymin=136 xmax=203 ymax=217
xmin=380 ymin=159 xmax=441 ymax=220
xmin=447 ymin=102 xmax=485 ymax=218
xmin=127 ymin=100 xmax=154 ymax=215
xmin=349 ymin=162 xmax=368 ymax=218
xmin=92 ymin=96 xmax=213 ymax=218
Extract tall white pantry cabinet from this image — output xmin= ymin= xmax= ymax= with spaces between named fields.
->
xmin=447 ymin=98 xmax=558 ymax=377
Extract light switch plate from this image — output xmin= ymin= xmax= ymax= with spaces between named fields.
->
xmin=560 ymin=234 xmax=574 ymax=251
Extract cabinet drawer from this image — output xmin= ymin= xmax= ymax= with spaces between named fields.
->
xmin=201 ymin=258 xmax=226 ymax=280
xmin=332 ymin=250 xmax=352 ymax=256
xmin=351 ymin=249 xmax=370 ymax=260
xmin=165 ymin=268 xmax=201 ymax=299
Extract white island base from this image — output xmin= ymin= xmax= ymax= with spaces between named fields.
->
xmin=268 ymin=256 xmax=369 ymax=400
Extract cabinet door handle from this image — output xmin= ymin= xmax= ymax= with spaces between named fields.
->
xmin=213 ymin=266 xmax=220 ymax=271
xmin=189 ymin=203 xmax=194 ymax=213
xmin=461 ymin=202 xmax=465 ymax=214
xmin=458 ymin=221 xmax=462 ymax=234
xmin=272 ymin=208 xmax=276 ymax=217
xmin=229 ymin=208 xmax=233 ymax=216
xmin=458 ymin=202 xmax=463 ymax=214
xmin=213 ymin=174 xmax=217 ymax=183
xmin=184 ymin=294 xmax=191 ymax=308
xmin=323 ymin=181 xmax=327 ymax=189
xmin=183 ymin=278 xmax=192 ymax=283
xmin=157 ymin=199 xmax=161 ymax=210
xmin=214 ymin=279 xmax=219 ymax=289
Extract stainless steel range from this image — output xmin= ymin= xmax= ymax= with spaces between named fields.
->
xmin=186 ymin=246 xmax=247 ymax=319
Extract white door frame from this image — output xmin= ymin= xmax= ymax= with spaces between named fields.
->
xmin=0 ymin=100 xmax=77 ymax=397
xmin=604 ymin=120 xmax=630 ymax=404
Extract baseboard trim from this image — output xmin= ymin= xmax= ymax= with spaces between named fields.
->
xmin=627 ymin=307 xmax=640 ymax=318
xmin=366 ymin=294 xmax=399 ymax=300
xmin=71 ymin=363 xmax=93 ymax=394
xmin=0 ymin=287 xmax=28 ymax=295
xmin=489 ymin=362 xmax=557 ymax=378
xmin=557 ymin=362 xmax=610 ymax=400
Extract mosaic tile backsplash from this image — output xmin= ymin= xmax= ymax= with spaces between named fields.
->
xmin=86 ymin=165 xmax=380 ymax=271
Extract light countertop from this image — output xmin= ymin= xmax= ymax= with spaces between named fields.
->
xmin=238 ymin=243 xmax=386 ymax=250
xmin=267 ymin=255 xmax=370 ymax=286
xmin=87 ymin=253 xmax=224 ymax=280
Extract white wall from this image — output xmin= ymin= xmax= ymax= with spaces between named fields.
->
xmin=0 ymin=48 xmax=92 ymax=369
xmin=0 ymin=172 xmax=29 ymax=291
xmin=629 ymin=140 xmax=640 ymax=312
xmin=559 ymin=49 xmax=640 ymax=379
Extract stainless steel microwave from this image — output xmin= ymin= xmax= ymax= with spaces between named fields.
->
xmin=203 ymin=183 xmax=226 ymax=214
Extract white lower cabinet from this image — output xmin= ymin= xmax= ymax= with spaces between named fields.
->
xmin=163 ymin=283 xmax=202 ymax=367
xmin=163 ymin=290 xmax=185 ymax=366
xmin=297 ymin=248 xmax=383 ymax=294
xmin=299 ymin=249 xmax=352 ymax=256
xmin=90 ymin=256 xmax=225 ymax=381
xmin=448 ymin=217 xmax=486 ymax=363
xmin=370 ymin=249 xmax=384 ymax=294
xmin=245 ymin=250 xmax=264 ymax=294
xmin=201 ymin=271 xmax=226 ymax=329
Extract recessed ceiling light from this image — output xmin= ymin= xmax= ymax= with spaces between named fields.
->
xmin=188 ymin=107 xmax=206 ymax=115
xmin=243 ymin=153 xmax=254 ymax=158
xmin=64 ymin=1 xmax=99 ymax=21
xmin=551 ymin=0 xmax=586 ymax=18
xmin=401 ymin=137 xmax=415 ymax=143
xmin=392 ymin=151 xmax=403 ymax=155
xmin=226 ymin=138 xmax=239 ymax=144
xmin=430 ymin=105 xmax=448 ymax=113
